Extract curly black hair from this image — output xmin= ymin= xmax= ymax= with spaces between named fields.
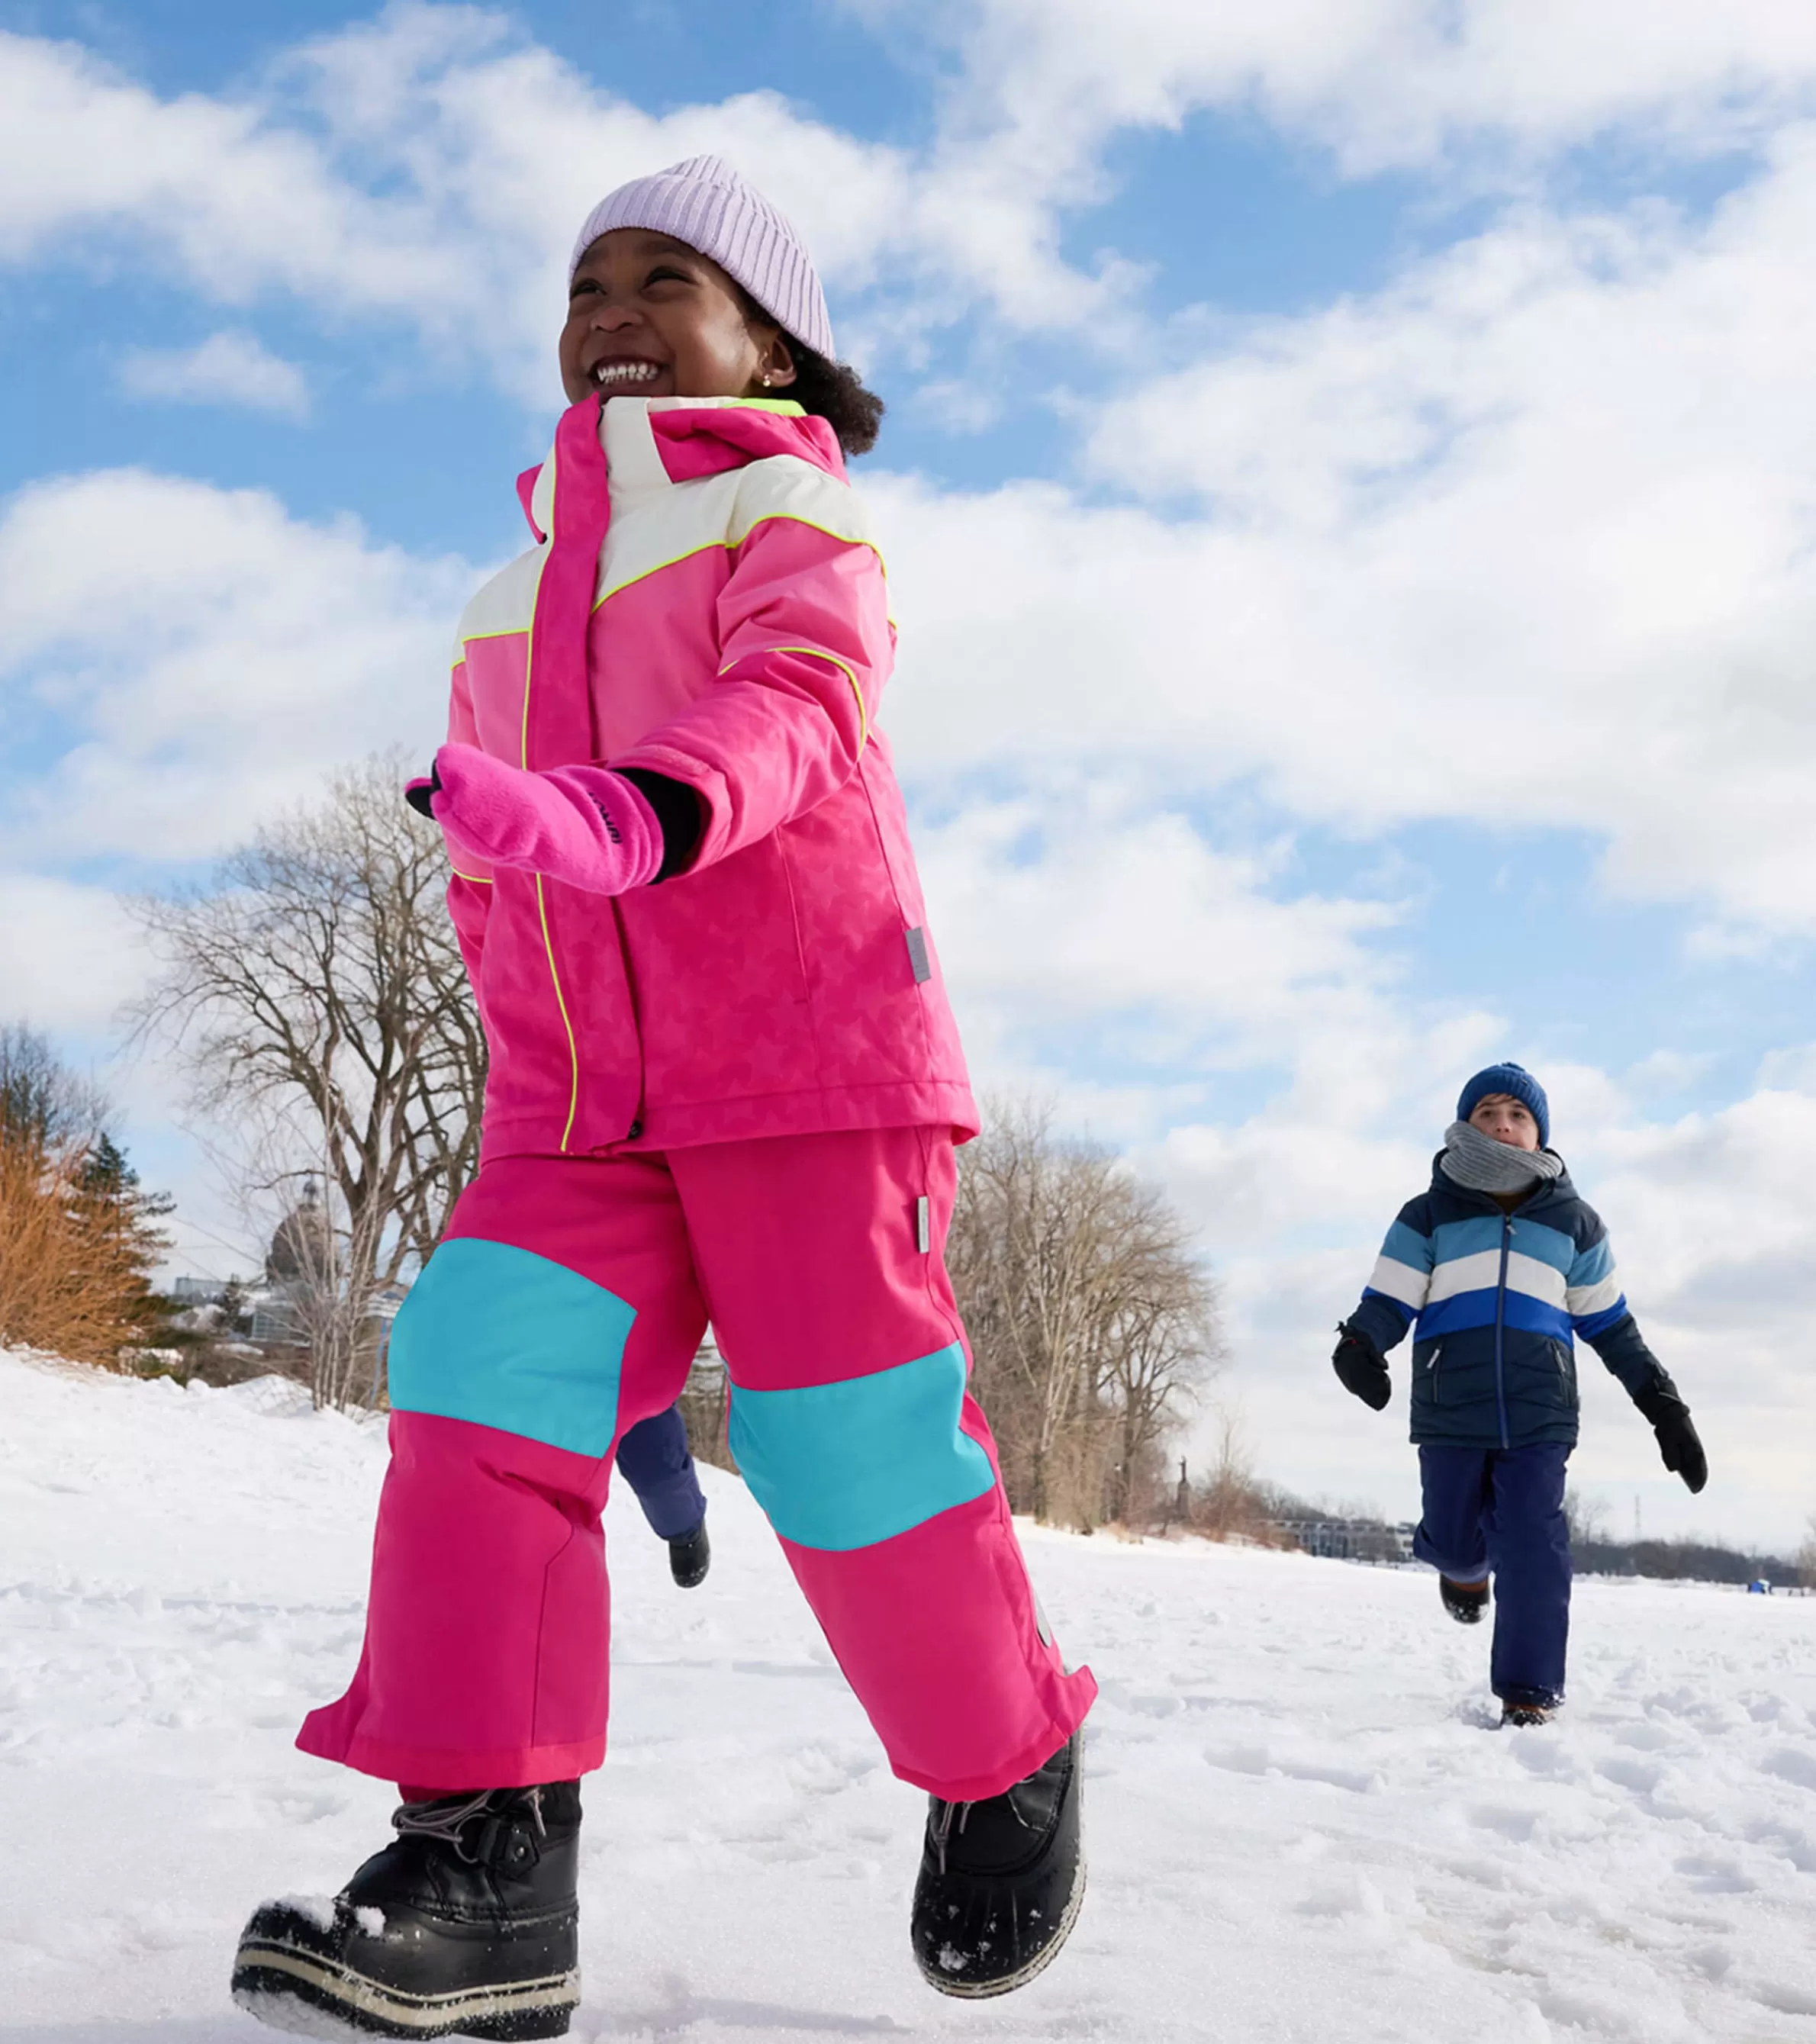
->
xmin=783 ymin=341 xmax=885 ymax=459
xmin=736 ymin=287 xmax=884 ymax=456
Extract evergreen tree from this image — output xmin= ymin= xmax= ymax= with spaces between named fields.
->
xmin=0 ymin=1028 xmax=177 ymax=1370
xmin=73 ymin=1134 xmax=181 ymax=1356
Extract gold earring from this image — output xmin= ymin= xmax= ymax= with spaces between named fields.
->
xmin=761 ymin=372 xmax=773 ymax=386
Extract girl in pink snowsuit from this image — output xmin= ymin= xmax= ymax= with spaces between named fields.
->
xmin=233 ymin=157 xmax=1093 ymax=2039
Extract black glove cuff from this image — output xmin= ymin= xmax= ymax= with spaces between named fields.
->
xmin=1335 ymin=1320 xmax=1385 ymax=1367
xmin=1632 ymin=1378 xmax=1689 ymax=1428
xmin=404 ymin=761 xmax=443 ymax=819
xmin=619 ymin=768 xmax=704 ymax=882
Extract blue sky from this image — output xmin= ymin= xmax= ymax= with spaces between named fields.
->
xmin=5 ymin=0 xmax=1816 ymax=1546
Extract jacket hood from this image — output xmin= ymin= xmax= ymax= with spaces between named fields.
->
xmin=515 ymin=395 xmax=843 ymax=541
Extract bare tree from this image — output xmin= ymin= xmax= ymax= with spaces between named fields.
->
xmin=1099 ymin=1199 xmax=1229 ymax=1525
xmin=677 ymin=1336 xmax=736 ymax=1474
xmin=1192 ymin=1405 xmax=1278 ymax=1544
xmin=247 ymin=1166 xmax=394 ymax=1411
xmin=129 ymin=755 xmax=485 ymax=1406
xmin=0 ymin=1022 xmax=106 ymax=1149
xmin=1564 ymin=1486 xmax=1610 ymax=1547
xmin=948 ymin=1096 xmax=1222 ymax=1528
xmin=1800 ymin=1513 xmax=1816 ymax=1591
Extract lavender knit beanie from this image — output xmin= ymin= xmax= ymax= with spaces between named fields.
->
xmin=568 ymin=155 xmax=834 ymax=362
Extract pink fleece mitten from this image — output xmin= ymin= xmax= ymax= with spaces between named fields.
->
xmin=426 ymin=742 xmax=665 ymax=895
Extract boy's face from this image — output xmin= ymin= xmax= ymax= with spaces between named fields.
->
xmin=559 ymin=229 xmax=798 ymax=407
xmin=1468 ymin=1094 xmax=1540 ymax=1151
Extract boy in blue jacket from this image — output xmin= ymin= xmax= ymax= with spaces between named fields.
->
xmin=1331 ymin=1064 xmax=1707 ymax=1725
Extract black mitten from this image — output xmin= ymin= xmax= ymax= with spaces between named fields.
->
xmin=1331 ymin=1323 xmax=1391 ymax=1411
xmin=1633 ymin=1382 xmax=1708 ymax=1494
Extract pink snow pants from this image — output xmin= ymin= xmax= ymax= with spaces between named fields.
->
xmin=298 ymin=1127 xmax=1095 ymax=1801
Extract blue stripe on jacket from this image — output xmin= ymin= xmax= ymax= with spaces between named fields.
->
xmin=1345 ymin=1153 xmax=1655 ymax=1450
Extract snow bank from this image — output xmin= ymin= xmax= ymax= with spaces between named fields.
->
xmin=3 ymin=1347 xmax=1814 ymax=2040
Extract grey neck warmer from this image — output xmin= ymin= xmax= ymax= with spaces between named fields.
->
xmin=1439 ymin=1119 xmax=1565 ymax=1197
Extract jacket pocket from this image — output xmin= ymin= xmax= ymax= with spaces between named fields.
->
xmin=1550 ymin=1338 xmax=1579 ymax=1411
xmin=1413 ymin=1340 xmax=1444 ymax=1405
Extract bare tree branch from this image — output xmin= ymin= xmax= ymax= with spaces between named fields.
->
xmin=949 ymin=1096 xmax=1225 ymax=1529
xmin=126 ymin=753 xmax=485 ymax=1407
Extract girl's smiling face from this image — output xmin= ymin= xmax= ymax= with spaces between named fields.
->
xmin=559 ymin=228 xmax=797 ymax=407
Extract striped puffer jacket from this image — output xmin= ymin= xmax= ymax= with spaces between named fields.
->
xmin=1345 ymin=1156 xmax=1670 ymax=1450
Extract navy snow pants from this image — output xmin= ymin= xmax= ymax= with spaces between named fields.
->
xmin=1413 ymin=1443 xmax=1571 ymax=1707
xmin=614 ymin=1404 xmax=707 ymax=1540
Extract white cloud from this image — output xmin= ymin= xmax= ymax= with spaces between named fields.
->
xmin=918 ymin=787 xmax=1400 ymax=1049
xmin=873 ymin=0 xmax=1816 ymax=182
xmin=120 ymin=331 xmax=310 ymax=417
xmin=0 ymin=11 xmax=1116 ymax=407
xmin=0 ymin=27 xmax=454 ymax=304
xmin=9 ymin=0 xmax=1816 ymax=423
xmin=0 ymin=876 xmax=149 ymax=1032
xmin=1756 ymin=1043 xmax=1816 ymax=1093
xmin=865 ymin=129 xmax=1816 ymax=938
xmin=0 ymin=468 xmax=472 ymax=862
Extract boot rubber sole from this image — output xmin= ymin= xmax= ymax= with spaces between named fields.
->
xmin=916 ymin=1855 xmax=1088 ymax=2001
xmin=232 ymin=1939 xmax=578 ymax=2040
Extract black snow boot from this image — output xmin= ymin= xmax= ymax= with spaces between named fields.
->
xmin=910 ymin=1730 xmax=1085 ymax=1998
xmin=1439 ymin=1575 xmax=1489 ymax=1624
xmin=668 ymin=1520 xmax=710 ymax=1589
xmin=231 ymin=1782 xmax=582 ymax=2039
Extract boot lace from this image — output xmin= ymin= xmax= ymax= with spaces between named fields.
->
xmin=929 ymin=1748 xmax=1069 ymax=1875
xmin=929 ymin=1798 xmax=971 ymax=1878
xmin=394 ymin=1786 xmax=547 ymax=1866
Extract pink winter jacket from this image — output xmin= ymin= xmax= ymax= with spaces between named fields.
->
xmin=440 ymin=393 xmax=977 ymax=1161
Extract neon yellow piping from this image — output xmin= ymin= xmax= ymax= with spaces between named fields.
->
xmin=457 ymin=625 xmax=536 ymax=648
xmin=460 ymin=520 xmax=890 ymax=655
xmin=449 ymin=867 xmax=494 ymax=885
xmin=752 ymin=643 xmax=869 ymax=749
xmin=536 ymin=875 xmax=582 ymax=1154
xmin=585 ymin=517 xmax=889 ymax=617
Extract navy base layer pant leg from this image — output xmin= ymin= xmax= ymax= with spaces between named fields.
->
xmin=1415 ymin=1444 xmax=1572 ymax=1708
xmin=614 ymin=1404 xmax=707 ymax=1540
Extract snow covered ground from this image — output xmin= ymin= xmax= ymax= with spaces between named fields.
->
xmin=4 ymin=1347 xmax=1814 ymax=2044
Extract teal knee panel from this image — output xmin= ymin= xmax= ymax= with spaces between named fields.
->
xmin=387 ymin=1236 xmax=633 ymax=1458
xmin=729 ymin=1342 xmax=995 ymax=1551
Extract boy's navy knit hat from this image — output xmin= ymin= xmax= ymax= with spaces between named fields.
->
xmin=568 ymin=155 xmax=836 ymax=362
xmin=1457 ymin=1063 xmax=1549 ymax=1148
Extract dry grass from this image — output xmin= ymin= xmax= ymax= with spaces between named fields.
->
xmin=0 ymin=1133 xmax=159 ymax=1370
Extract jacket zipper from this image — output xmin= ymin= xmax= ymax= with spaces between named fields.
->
xmin=1428 ymin=1343 xmax=1444 ymax=1406
xmin=1493 ymin=1215 xmax=1512 ymax=1450
xmin=609 ymin=896 xmax=647 ymax=1142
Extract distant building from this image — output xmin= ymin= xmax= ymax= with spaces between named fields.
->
xmin=1274 ymin=1518 xmax=1416 ymax=1563
xmin=172 ymin=1192 xmax=412 ymax=1360
xmin=247 ymin=1180 xmax=336 ymax=1344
